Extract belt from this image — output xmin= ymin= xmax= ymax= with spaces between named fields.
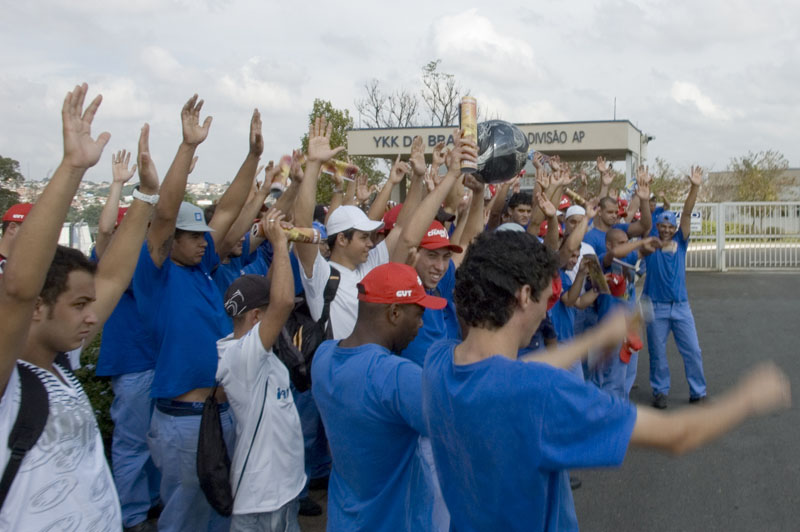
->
xmin=155 ymin=398 xmax=230 ymax=417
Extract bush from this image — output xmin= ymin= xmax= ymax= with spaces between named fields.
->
xmin=73 ymin=334 xmax=114 ymax=446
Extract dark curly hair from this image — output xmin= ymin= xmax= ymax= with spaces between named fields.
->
xmin=41 ymin=246 xmax=97 ymax=306
xmin=455 ymin=231 xmax=557 ymax=330
xmin=507 ymin=191 xmax=532 ymax=210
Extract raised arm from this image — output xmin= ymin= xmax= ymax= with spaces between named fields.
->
xmin=294 ymin=117 xmax=345 ymax=277
xmin=625 ymin=169 xmax=652 ymax=237
xmin=208 ymin=109 xmax=263 ymax=247
xmin=632 ymin=362 xmax=790 ymax=455
xmin=87 ymin=124 xmax=159 ymax=343
xmin=369 ymin=154 xmax=407 ymax=221
xmin=95 ymin=149 xmax=136 ymax=258
xmin=383 ymin=135 xmax=427 ymax=258
xmin=597 ymin=156 xmax=613 ymax=198
xmin=681 ymin=166 xmax=703 ymax=239
xmin=256 ymin=208 xmax=295 ymax=350
xmin=0 ymin=83 xmax=109 ymax=394
xmin=147 ymin=94 xmax=212 ymax=267
xmin=602 ymin=237 xmax=658 ymax=268
xmin=452 ymin=175 xmax=486 ymax=266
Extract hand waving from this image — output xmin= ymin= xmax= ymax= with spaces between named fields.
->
xmin=181 ymin=94 xmax=212 ymax=146
xmin=136 ymin=124 xmax=159 ymax=195
xmin=688 ymin=165 xmax=703 ymax=187
xmin=389 ymin=154 xmax=410 ymax=185
xmin=62 ymin=83 xmax=111 ymax=170
xmin=111 ymin=149 xmax=137 ymax=184
xmin=408 ymin=136 xmax=426 ymax=177
xmin=249 ymin=109 xmax=264 ymax=157
xmin=307 ymin=116 xmax=345 ymax=163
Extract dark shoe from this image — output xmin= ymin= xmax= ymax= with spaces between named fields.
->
xmin=652 ymin=393 xmax=668 ymax=409
xmin=124 ymin=521 xmax=157 ymax=532
xmin=308 ymin=474 xmax=330 ymax=491
xmin=690 ymin=395 xmax=707 ymax=404
xmin=569 ymin=476 xmax=582 ymax=490
xmin=298 ymin=496 xmax=322 ymax=516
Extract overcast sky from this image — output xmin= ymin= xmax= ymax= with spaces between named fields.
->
xmin=2 ymin=0 xmax=798 ymax=184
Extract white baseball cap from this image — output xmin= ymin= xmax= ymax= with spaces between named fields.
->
xmin=565 ymin=205 xmax=586 ymax=219
xmin=326 ymin=205 xmax=384 ymax=236
xmin=176 ymin=202 xmax=214 ymax=232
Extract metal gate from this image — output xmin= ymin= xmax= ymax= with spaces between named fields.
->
xmin=669 ymin=202 xmax=800 ymax=271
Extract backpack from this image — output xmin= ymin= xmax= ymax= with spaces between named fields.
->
xmin=274 ymin=266 xmax=340 ymax=392
xmin=197 ymin=382 xmax=233 ymax=516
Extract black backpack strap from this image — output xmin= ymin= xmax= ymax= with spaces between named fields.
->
xmin=0 ymin=364 xmax=49 ymax=509
xmin=319 ymin=266 xmax=341 ymax=339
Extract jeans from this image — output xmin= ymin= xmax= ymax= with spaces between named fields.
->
xmin=230 ymin=499 xmax=300 ymax=532
xmin=589 ymin=343 xmax=627 ymax=399
xmin=110 ymin=369 xmax=161 ymax=527
xmin=646 ymin=301 xmax=707 ymax=399
xmin=148 ymin=404 xmax=236 ymax=532
xmin=291 ymin=386 xmax=331 ymax=497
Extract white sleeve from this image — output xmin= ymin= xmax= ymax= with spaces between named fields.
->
xmin=300 ymin=251 xmax=331 ymax=322
xmin=216 ymin=328 xmax=270 ymax=392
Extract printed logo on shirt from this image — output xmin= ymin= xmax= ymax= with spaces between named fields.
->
xmin=276 ymin=387 xmax=290 ymax=400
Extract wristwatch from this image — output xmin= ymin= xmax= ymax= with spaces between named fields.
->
xmin=132 ymin=185 xmax=159 ymax=205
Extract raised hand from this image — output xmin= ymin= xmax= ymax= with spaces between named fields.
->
xmin=536 ymin=190 xmax=557 ymax=218
xmin=549 ymin=155 xmax=561 ymax=172
xmin=62 ymin=83 xmax=111 ymax=170
xmin=596 ymin=156 xmax=609 ymax=175
xmin=250 ymin=109 xmax=264 ymax=157
xmin=511 ymin=175 xmax=522 ymax=194
xmin=263 ymin=161 xmax=281 ymax=186
xmin=688 ymin=165 xmax=704 ymax=187
xmin=602 ymin=169 xmax=615 ymax=187
xmin=532 ymin=151 xmax=544 ymax=170
xmin=637 ymin=170 xmax=651 ymax=200
xmin=136 ymin=124 xmax=159 ymax=195
xmin=408 ymin=136 xmax=426 ymax=177
xmin=389 ymin=154 xmax=411 ymax=185
xmin=431 ymin=141 xmax=447 ymax=168
xmin=463 ymin=173 xmax=485 ymax=193
xmin=537 ymin=170 xmax=551 ymax=190
xmin=181 ymin=94 xmax=213 ymax=146
xmin=307 ymin=116 xmax=346 ymax=163
xmin=355 ymin=174 xmax=373 ymax=204
xmin=112 ymin=150 xmax=137 ymax=184
xmin=637 ymin=164 xmax=650 ymax=184
xmin=261 ymin=207 xmax=288 ymax=246
xmin=289 ymin=150 xmax=304 ymax=182
xmin=423 ymin=170 xmax=437 ymax=193
xmin=445 ymin=130 xmax=478 ymax=173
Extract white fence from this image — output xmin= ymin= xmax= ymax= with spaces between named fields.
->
xmin=669 ymin=202 xmax=800 ymax=271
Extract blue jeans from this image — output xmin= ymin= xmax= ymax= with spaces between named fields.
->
xmin=148 ymin=404 xmax=236 ymax=532
xmin=110 ymin=369 xmax=161 ymax=527
xmin=646 ymin=301 xmax=707 ymax=399
xmin=291 ymin=386 xmax=331 ymax=497
xmin=589 ymin=343 xmax=627 ymax=399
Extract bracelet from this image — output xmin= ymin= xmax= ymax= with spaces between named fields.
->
xmin=132 ymin=185 xmax=159 ymax=205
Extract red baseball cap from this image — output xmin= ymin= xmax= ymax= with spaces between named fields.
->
xmin=419 ymin=221 xmax=463 ymax=253
xmin=559 ymin=195 xmax=571 ymax=211
xmin=547 ymin=274 xmax=563 ymax=310
xmin=116 ymin=207 xmax=128 ymax=227
xmin=2 ymin=203 xmax=33 ymax=223
xmin=358 ymin=263 xmax=447 ymax=309
xmin=538 ymin=220 xmax=564 ymax=238
xmin=379 ymin=203 xmax=403 ymax=234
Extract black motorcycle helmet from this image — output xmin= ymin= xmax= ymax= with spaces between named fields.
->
xmin=475 ymin=120 xmax=529 ymax=184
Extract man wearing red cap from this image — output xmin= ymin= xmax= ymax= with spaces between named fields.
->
xmin=311 ymin=262 xmax=447 ymax=532
xmin=0 ymin=203 xmax=33 ymax=277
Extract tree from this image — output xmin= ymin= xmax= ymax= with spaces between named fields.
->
xmin=730 ymin=150 xmax=792 ymax=201
xmin=301 ymin=99 xmax=385 ymax=205
xmin=649 ymin=157 xmax=690 ymax=202
xmin=355 ymin=80 xmax=420 ymax=128
xmin=0 ymin=155 xmax=24 ymax=215
xmin=421 ymin=60 xmax=464 ymax=126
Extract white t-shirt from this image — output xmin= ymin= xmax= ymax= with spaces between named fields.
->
xmin=566 ymin=242 xmax=597 ymax=283
xmin=216 ymin=327 xmax=306 ymax=515
xmin=0 ymin=361 xmax=121 ymax=530
xmin=300 ymin=241 xmax=389 ymax=339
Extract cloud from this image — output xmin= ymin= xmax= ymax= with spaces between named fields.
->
xmin=216 ymin=57 xmax=300 ymax=112
xmin=139 ymin=46 xmax=183 ymax=81
xmin=432 ymin=9 xmax=538 ymax=82
xmin=670 ymin=81 xmax=733 ymax=121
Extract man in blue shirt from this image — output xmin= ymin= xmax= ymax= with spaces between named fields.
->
xmin=312 ymin=262 xmax=446 ymax=532
xmin=642 ymin=166 xmax=708 ymax=409
xmin=422 ymin=229 xmax=791 ymax=531
xmin=134 ymin=98 xmax=263 ymax=531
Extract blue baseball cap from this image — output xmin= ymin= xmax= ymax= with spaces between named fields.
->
xmin=656 ymin=211 xmax=677 ymax=227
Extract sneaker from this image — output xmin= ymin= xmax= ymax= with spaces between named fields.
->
xmin=652 ymin=393 xmax=668 ymax=409
xmin=298 ymin=496 xmax=322 ymax=516
xmin=569 ymin=476 xmax=582 ymax=490
xmin=689 ymin=395 xmax=707 ymax=405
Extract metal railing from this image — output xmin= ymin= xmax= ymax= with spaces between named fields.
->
xmin=669 ymin=202 xmax=800 ymax=271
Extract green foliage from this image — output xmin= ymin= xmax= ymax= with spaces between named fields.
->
xmin=649 ymin=157 xmax=689 ymax=202
xmin=73 ymin=334 xmax=114 ymax=445
xmin=567 ymin=161 xmax=626 ymax=199
xmin=0 ymin=187 xmax=21 ymax=217
xmin=301 ymin=99 xmax=385 ymax=205
xmin=730 ymin=150 xmax=792 ymax=201
xmin=0 ymin=155 xmax=24 ymax=215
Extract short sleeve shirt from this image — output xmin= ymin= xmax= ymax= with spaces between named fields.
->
xmin=643 ymin=230 xmax=690 ymax=302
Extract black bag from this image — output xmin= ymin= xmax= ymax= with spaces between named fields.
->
xmin=197 ymin=382 xmax=233 ymax=517
xmin=275 ymin=267 xmax=340 ymax=392
xmin=0 ymin=363 xmax=50 ymax=510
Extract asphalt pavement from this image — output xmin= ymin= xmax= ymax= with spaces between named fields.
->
xmin=301 ymin=272 xmax=800 ymax=531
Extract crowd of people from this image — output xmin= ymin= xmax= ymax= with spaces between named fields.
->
xmin=0 ymin=84 xmax=792 ymax=532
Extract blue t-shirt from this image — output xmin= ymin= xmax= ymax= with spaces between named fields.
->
xmin=133 ymin=232 xmax=232 ymax=399
xmin=211 ymin=232 xmax=260 ymax=295
xmin=597 ymin=250 xmax=638 ymax=318
xmin=311 ymin=340 xmax=433 ymax=531
xmin=583 ymin=223 xmax=630 ymax=256
xmin=95 ymin=244 xmax=158 ymax=376
xmin=518 ymin=314 xmax=557 ymax=357
xmin=239 ymin=241 xmax=305 ymax=297
xmin=550 ymin=270 xmax=576 ymax=342
xmin=422 ymin=340 xmax=637 ymax=532
xmin=400 ymin=260 xmax=460 ymax=366
xmin=643 ymin=230 xmax=689 ymax=303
